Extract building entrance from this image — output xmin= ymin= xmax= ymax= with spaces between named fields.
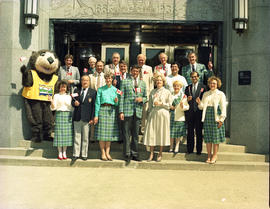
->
xmin=52 ymin=21 xmax=220 ymax=76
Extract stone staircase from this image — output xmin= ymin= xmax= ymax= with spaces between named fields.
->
xmin=0 ymin=139 xmax=268 ymax=171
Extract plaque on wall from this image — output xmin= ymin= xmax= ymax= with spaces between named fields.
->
xmin=238 ymin=71 xmax=251 ymax=85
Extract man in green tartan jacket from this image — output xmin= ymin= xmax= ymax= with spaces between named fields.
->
xmin=182 ymin=52 xmax=214 ymax=85
xmin=119 ymin=65 xmax=147 ymax=163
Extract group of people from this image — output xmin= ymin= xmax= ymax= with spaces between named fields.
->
xmin=51 ymin=51 xmax=227 ymax=164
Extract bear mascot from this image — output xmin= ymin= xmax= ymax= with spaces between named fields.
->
xmin=21 ymin=50 xmax=60 ymax=142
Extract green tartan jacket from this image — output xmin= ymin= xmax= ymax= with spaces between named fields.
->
xmin=182 ymin=63 xmax=214 ymax=85
xmin=119 ymin=78 xmax=147 ymax=119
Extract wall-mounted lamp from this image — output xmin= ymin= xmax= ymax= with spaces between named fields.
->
xmin=200 ymin=35 xmax=212 ymax=47
xmin=233 ymin=0 xmax=248 ymax=35
xmin=24 ymin=0 xmax=39 ymax=29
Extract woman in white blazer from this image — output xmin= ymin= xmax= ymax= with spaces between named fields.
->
xmin=169 ymin=80 xmax=189 ymax=153
xmin=197 ymin=76 xmax=227 ymax=164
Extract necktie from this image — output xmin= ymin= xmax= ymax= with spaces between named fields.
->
xmin=80 ymin=89 xmax=85 ymax=102
xmin=97 ymin=74 xmax=101 ymax=89
xmin=192 ymin=84 xmax=196 ymax=96
xmin=192 ymin=64 xmax=195 ymax=72
xmin=134 ymin=79 xmax=138 ymax=88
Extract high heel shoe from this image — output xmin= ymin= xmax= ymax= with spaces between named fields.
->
xmin=205 ymin=158 xmax=211 ymax=163
xmin=101 ymin=155 xmax=108 ymax=161
xmin=156 ymin=155 xmax=162 ymax=162
xmin=147 ymin=154 xmax=154 ymax=162
xmin=210 ymin=156 xmax=217 ymax=164
xmin=106 ymin=154 xmax=113 ymax=161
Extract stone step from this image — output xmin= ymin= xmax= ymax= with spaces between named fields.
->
xmin=0 ymin=155 xmax=268 ymax=172
xmin=17 ymin=139 xmax=247 ymax=153
xmin=0 ymin=147 xmax=268 ymax=163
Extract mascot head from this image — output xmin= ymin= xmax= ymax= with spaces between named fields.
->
xmin=28 ymin=50 xmax=60 ymax=75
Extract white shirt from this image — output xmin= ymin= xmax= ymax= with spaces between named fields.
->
xmin=95 ymin=72 xmax=105 ymax=88
xmin=81 ymin=88 xmax=88 ymax=102
xmin=166 ymin=74 xmax=188 ymax=94
xmin=50 ymin=93 xmax=73 ymax=111
xmin=192 ymin=82 xmax=199 ymax=94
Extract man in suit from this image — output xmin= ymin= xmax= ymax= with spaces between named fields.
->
xmin=114 ymin=60 xmax=131 ymax=144
xmin=88 ymin=60 xmax=105 ymax=143
xmin=119 ymin=65 xmax=147 ymax=163
xmin=58 ymin=54 xmax=80 ymax=93
xmin=113 ymin=60 xmax=131 ymax=89
xmin=72 ymin=75 xmax=96 ymax=161
xmin=137 ymin=54 xmax=153 ymax=134
xmin=184 ymin=71 xmax=207 ymax=155
xmin=89 ymin=60 xmax=105 ymax=91
xmin=104 ymin=52 xmax=121 ymax=74
xmin=154 ymin=52 xmax=171 ymax=77
xmin=182 ymin=52 xmax=214 ymax=85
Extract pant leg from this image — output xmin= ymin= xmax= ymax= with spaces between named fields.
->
xmin=195 ymin=111 xmax=203 ymax=153
xmin=130 ymin=114 xmax=140 ymax=157
xmin=73 ymin=121 xmax=82 ymax=157
xmin=122 ymin=116 xmax=132 ymax=157
xmin=28 ymin=100 xmax=43 ymax=141
xmin=42 ymin=101 xmax=54 ymax=138
xmin=186 ymin=112 xmax=195 ymax=153
xmin=140 ymin=102 xmax=148 ymax=134
xmin=81 ymin=121 xmax=90 ymax=158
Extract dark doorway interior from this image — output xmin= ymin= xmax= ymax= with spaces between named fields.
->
xmin=52 ymin=21 xmax=220 ymax=75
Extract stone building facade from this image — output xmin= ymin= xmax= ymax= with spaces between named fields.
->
xmin=0 ymin=0 xmax=269 ymax=153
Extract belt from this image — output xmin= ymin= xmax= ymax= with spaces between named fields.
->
xmin=101 ymin=103 xmax=113 ymax=107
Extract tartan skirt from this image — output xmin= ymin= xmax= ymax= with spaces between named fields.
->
xmin=53 ymin=111 xmax=73 ymax=147
xmin=170 ymin=111 xmax=186 ymax=138
xmin=203 ymin=107 xmax=225 ymax=144
xmin=95 ymin=105 xmax=119 ymax=141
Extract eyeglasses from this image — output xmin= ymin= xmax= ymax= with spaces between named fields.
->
xmin=191 ymin=76 xmax=198 ymax=78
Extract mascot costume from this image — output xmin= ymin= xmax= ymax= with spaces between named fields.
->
xmin=21 ymin=50 xmax=60 ymax=142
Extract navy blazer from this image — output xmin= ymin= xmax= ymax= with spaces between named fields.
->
xmin=184 ymin=83 xmax=207 ymax=114
xmin=72 ymin=87 xmax=97 ymax=122
xmin=114 ymin=73 xmax=131 ymax=89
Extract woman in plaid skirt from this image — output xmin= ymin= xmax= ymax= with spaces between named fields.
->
xmin=49 ymin=80 xmax=73 ymax=160
xmin=94 ymin=72 xmax=120 ymax=161
xmin=197 ymin=76 xmax=227 ymax=164
xmin=169 ymin=80 xmax=189 ymax=153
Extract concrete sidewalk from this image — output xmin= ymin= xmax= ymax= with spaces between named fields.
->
xmin=0 ymin=166 xmax=268 ymax=209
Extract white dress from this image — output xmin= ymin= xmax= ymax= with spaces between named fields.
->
xmin=143 ymin=87 xmax=173 ymax=146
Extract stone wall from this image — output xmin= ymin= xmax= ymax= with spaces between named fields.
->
xmin=223 ymin=0 xmax=270 ymax=153
xmin=49 ymin=0 xmax=223 ymax=21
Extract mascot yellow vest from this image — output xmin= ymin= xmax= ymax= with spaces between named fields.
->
xmin=22 ymin=70 xmax=58 ymax=101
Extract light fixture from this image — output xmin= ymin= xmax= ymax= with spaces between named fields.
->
xmin=24 ymin=0 xmax=39 ymax=29
xmin=233 ymin=0 xmax=248 ymax=35
xmin=200 ymin=35 xmax=212 ymax=47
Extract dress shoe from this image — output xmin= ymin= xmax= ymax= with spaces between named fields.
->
xmin=81 ymin=157 xmax=87 ymax=161
xmin=196 ymin=152 xmax=201 ymax=155
xmin=57 ymin=156 xmax=63 ymax=160
xmin=125 ymin=156 xmax=131 ymax=164
xmin=205 ymin=158 xmax=211 ymax=163
xmin=72 ymin=156 xmax=79 ymax=162
xmin=62 ymin=156 xmax=67 ymax=160
xmin=186 ymin=151 xmax=193 ymax=155
xmin=168 ymin=149 xmax=173 ymax=153
xmin=132 ymin=156 xmax=142 ymax=162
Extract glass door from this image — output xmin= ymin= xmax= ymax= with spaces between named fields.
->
xmin=101 ymin=43 xmax=130 ymax=65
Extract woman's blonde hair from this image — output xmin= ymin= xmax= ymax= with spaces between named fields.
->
xmin=153 ymin=72 xmax=166 ymax=86
xmin=173 ymin=80 xmax=183 ymax=88
xmin=208 ymin=76 xmax=222 ymax=89
xmin=104 ymin=72 xmax=114 ymax=79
